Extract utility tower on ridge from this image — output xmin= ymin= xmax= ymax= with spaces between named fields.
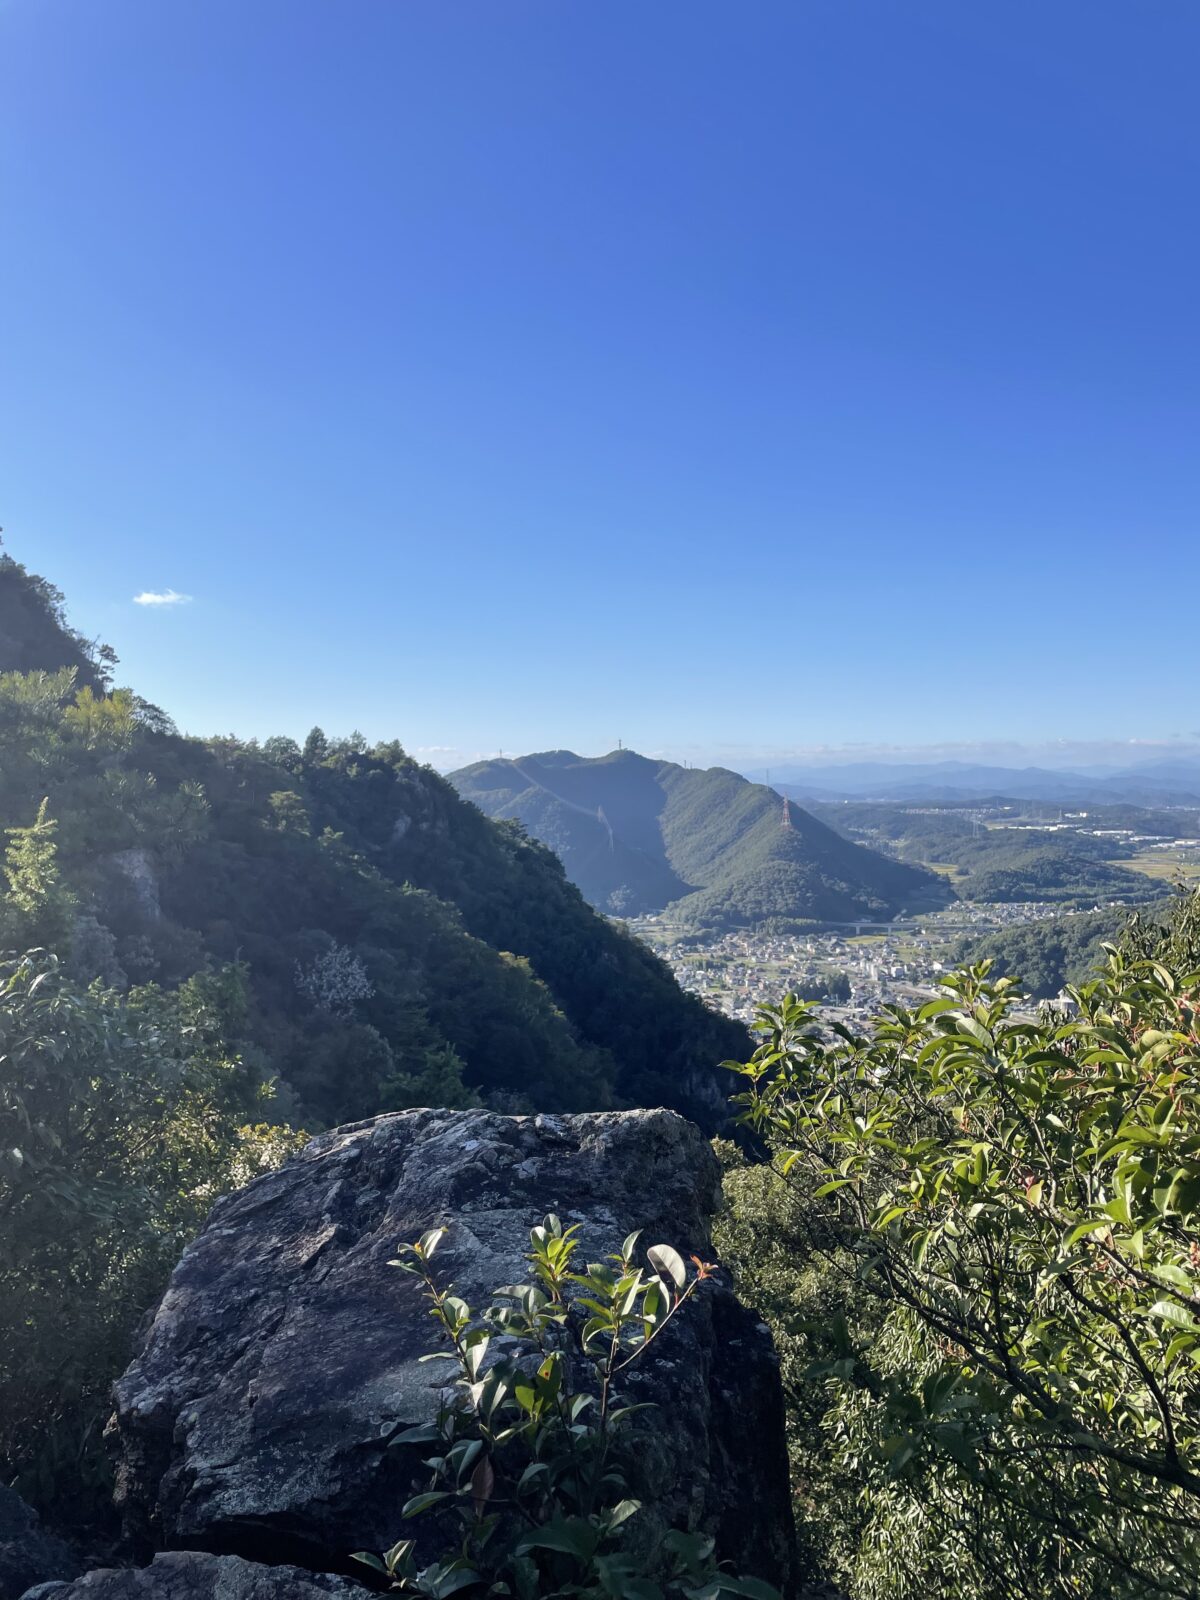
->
xmin=781 ymin=794 xmax=792 ymax=829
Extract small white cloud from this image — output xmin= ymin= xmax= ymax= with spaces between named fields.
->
xmin=133 ymin=588 xmax=192 ymax=607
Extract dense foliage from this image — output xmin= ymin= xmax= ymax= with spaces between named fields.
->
xmin=0 ymin=949 xmax=297 ymax=1511
xmin=959 ymin=894 xmax=1195 ymax=1001
xmin=360 ymin=1219 xmax=777 ymax=1600
xmin=723 ymin=909 xmax=1200 ymax=1598
xmin=453 ymin=750 xmax=946 ymax=930
xmin=958 ymin=844 xmax=1150 ymax=905
xmin=0 ymin=554 xmax=745 ymax=1131
xmin=960 ymin=905 xmax=1146 ymax=998
xmin=1124 ymin=891 xmax=1200 ymax=974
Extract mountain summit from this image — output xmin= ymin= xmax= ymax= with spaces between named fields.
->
xmin=450 ymin=749 xmax=947 ymax=928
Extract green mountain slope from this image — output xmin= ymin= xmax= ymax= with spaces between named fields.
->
xmin=0 ymin=552 xmax=111 ymax=688
xmin=0 ymin=554 xmax=747 ymax=1130
xmin=453 ymin=751 xmax=694 ymax=914
xmin=451 ymin=749 xmax=947 ymax=928
xmin=955 ymin=907 xmax=1138 ymax=998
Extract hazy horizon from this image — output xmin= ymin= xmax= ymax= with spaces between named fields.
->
xmin=437 ymin=738 xmax=1200 ymax=778
xmin=6 ymin=548 xmax=1198 ymax=772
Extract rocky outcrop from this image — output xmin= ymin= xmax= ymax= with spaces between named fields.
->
xmin=19 ymin=1552 xmax=370 ymax=1600
xmin=104 ymin=850 xmax=160 ymax=922
xmin=110 ymin=1109 xmax=796 ymax=1590
xmin=0 ymin=1490 xmax=77 ymax=1600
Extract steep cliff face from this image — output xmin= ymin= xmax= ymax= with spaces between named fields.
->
xmin=109 ymin=1109 xmax=797 ymax=1592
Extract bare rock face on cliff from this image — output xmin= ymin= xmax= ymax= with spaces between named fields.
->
xmin=109 ymin=1109 xmax=795 ymax=1591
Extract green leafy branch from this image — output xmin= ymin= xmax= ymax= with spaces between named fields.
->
xmin=354 ymin=1217 xmax=778 ymax=1600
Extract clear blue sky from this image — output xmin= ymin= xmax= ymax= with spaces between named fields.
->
xmin=2 ymin=1 xmax=1197 ymax=770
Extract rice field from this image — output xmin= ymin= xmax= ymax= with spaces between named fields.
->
xmin=1126 ymin=848 xmax=1200 ymax=883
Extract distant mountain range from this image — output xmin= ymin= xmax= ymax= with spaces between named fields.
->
xmin=743 ymin=759 xmax=1200 ymax=807
xmin=450 ymin=750 xmax=948 ymax=929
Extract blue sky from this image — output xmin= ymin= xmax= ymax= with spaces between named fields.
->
xmin=2 ymin=1 xmax=1197 ymax=771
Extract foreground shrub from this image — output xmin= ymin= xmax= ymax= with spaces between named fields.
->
xmin=0 ymin=950 xmax=299 ymax=1514
xmin=728 ymin=943 xmax=1200 ymax=1599
xmin=357 ymin=1217 xmax=779 ymax=1600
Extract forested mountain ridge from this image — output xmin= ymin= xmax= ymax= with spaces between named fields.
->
xmin=451 ymin=748 xmax=948 ymax=928
xmin=0 ymin=552 xmax=746 ymax=1130
xmin=0 ymin=552 xmax=113 ymax=689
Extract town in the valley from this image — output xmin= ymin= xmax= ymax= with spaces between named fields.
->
xmin=627 ymin=901 xmax=1108 ymax=1027
xmin=626 ymin=808 xmax=1200 ymax=1027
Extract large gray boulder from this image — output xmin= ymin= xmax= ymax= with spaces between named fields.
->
xmin=110 ymin=1109 xmax=795 ymax=1589
xmin=19 ymin=1551 xmax=369 ymax=1600
xmin=0 ymin=1490 xmax=77 ymax=1600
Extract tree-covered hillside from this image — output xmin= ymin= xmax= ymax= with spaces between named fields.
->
xmin=955 ymin=898 xmax=1175 ymax=997
xmin=0 ymin=553 xmax=113 ymax=688
xmin=452 ymin=750 xmax=693 ymax=915
xmin=809 ymin=800 xmax=1165 ymax=905
xmin=956 ymin=907 xmax=1134 ymax=997
xmin=0 ymin=552 xmax=747 ymax=1131
xmin=451 ymin=750 xmax=948 ymax=930
xmin=957 ymin=845 xmax=1150 ymax=904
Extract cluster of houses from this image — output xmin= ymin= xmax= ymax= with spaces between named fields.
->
xmin=630 ymin=900 xmax=1113 ymax=1027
